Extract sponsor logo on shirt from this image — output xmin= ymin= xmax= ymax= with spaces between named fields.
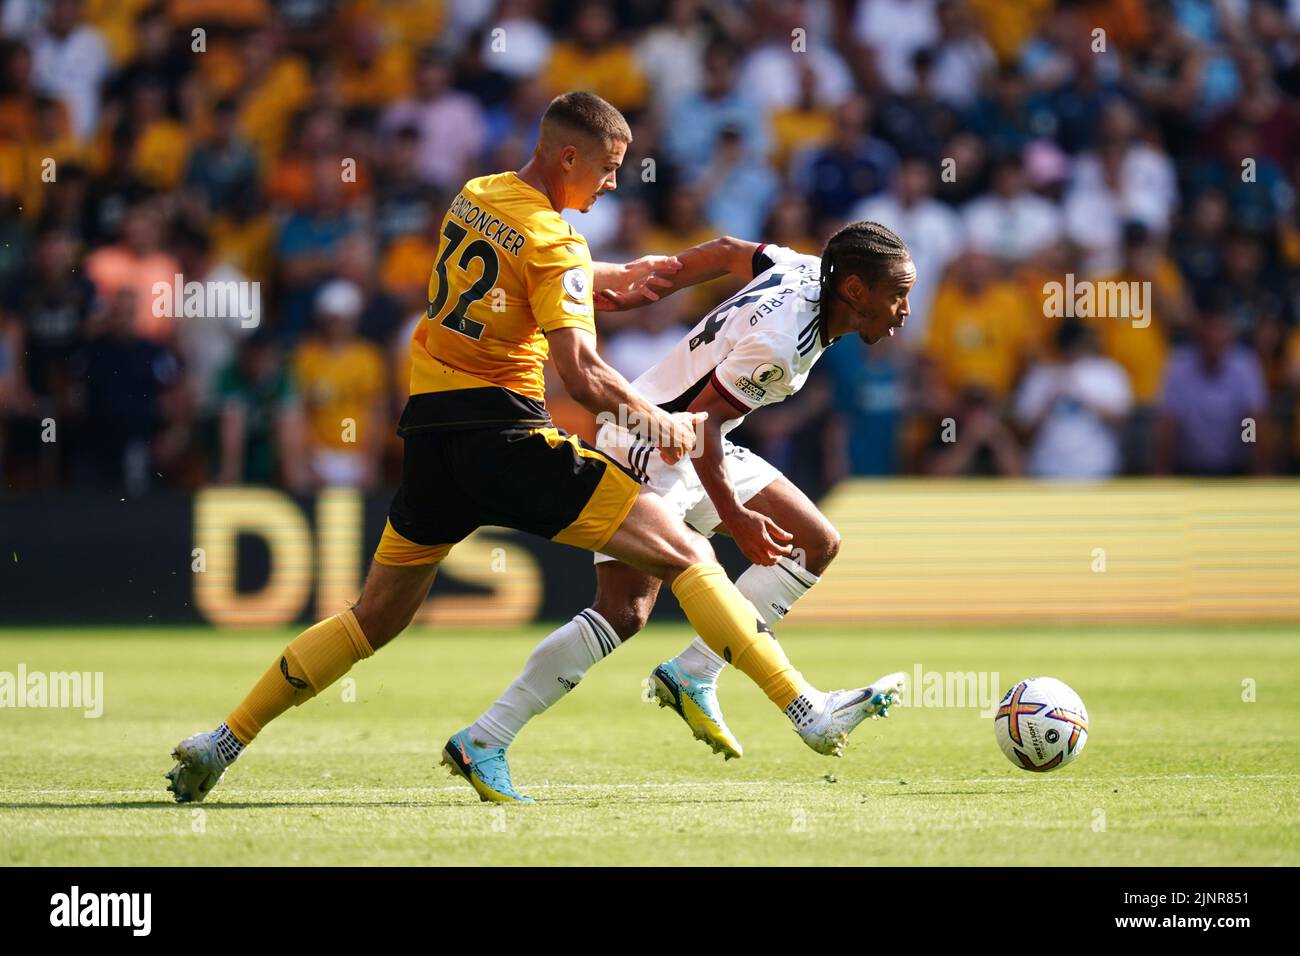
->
xmin=561 ymin=299 xmax=593 ymax=317
xmin=734 ymin=376 xmax=766 ymax=402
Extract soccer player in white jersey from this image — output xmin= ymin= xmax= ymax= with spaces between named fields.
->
xmin=449 ymin=222 xmax=916 ymax=800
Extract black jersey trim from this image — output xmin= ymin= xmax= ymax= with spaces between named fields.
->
xmin=396 ymin=387 xmax=551 ymax=435
xmin=659 ymin=369 xmax=714 ymax=414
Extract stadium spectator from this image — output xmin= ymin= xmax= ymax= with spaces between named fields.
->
xmin=380 ymin=46 xmax=487 ymax=191
xmin=1172 ymin=188 xmax=1229 ymax=292
xmin=102 ymin=5 xmax=189 ymax=121
xmin=4 ymin=228 xmax=94 ymax=429
xmin=767 ymin=62 xmax=837 ymax=174
xmin=234 ymin=27 xmax=313 ymax=171
xmin=1209 ymin=229 xmax=1294 ymax=342
xmin=923 ymin=247 xmax=1039 ymax=400
xmin=83 ymin=196 xmax=181 ymax=343
xmin=763 ymin=191 xmax=820 ymax=255
xmin=171 ymin=222 xmax=258 ymax=417
xmin=1026 ymin=32 xmax=1126 ymax=155
xmin=1155 ymin=303 xmax=1270 ymax=476
xmin=736 ymin=2 xmax=853 ymax=111
xmin=1090 ymin=221 xmax=1192 ymax=473
xmin=921 ymin=383 xmax=1024 ymax=476
xmin=853 ymin=0 xmax=941 ymax=95
xmin=543 ymin=0 xmax=648 ymax=111
xmin=821 ymin=331 xmax=905 ymax=477
xmin=928 ymin=0 xmax=997 ymax=110
xmin=69 ymin=287 xmax=182 ymax=493
xmin=478 ymin=0 xmax=551 ymax=81
xmin=635 ymin=0 xmax=707 ymax=110
xmin=1013 ymin=318 xmax=1133 ymax=479
xmin=451 ymin=27 xmax=511 ymax=111
xmin=275 ymin=156 xmax=360 ymax=340
xmin=962 ymin=151 xmax=1063 ymax=264
xmin=696 ymin=124 xmax=778 ymax=240
xmin=339 ymin=233 xmax=407 ymax=347
xmin=1064 ymin=99 xmax=1179 ymax=272
xmin=793 ymin=96 xmax=898 ymax=225
xmin=665 ymin=38 xmax=767 ymax=171
xmin=12 ymin=0 xmax=110 ymax=141
xmin=214 ymin=330 xmax=306 ymax=489
xmin=1187 ymin=118 xmax=1294 ymax=235
xmin=182 ymin=97 xmax=260 ymax=218
xmin=966 ymin=64 xmax=1040 ymax=157
xmin=874 ymin=48 xmax=959 ymax=162
xmin=0 ymin=303 xmax=26 ymax=475
xmin=334 ymin=15 xmax=413 ymax=110
xmin=291 ymin=280 xmax=387 ymax=489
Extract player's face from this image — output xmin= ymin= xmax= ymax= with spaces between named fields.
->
xmin=849 ymin=259 xmax=916 ymax=344
xmin=569 ymin=139 xmax=626 ymax=212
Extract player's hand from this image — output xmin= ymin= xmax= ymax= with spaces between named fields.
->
xmin=724 ymin=507 xmax=795 ymax=566
xmin=654 ymin=410 xmax=705 ymax=464
xmin=594 ymin=255 xmax=682 ymax=311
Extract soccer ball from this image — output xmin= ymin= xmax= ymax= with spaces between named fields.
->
xmin=994 ymin=677 xmax=1089 ymax=772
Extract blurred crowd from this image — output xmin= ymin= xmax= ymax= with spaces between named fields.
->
xmin=1 ymin=0 xmax=1298 ymax=498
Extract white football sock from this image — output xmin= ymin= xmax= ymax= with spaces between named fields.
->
xmin=470 ymin=609 xmax=621 ymax=749
xmin=211 ymin=723 xmax=245 ymax=767
xmin=674 ymin=638 xmax=726 ymax=681
xmin=673 ymin=556 xmax=820 ymax=685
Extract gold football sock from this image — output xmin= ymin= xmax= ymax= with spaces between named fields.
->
xmin=671 ymin=562 xmax=810 ymax=710
xmin=225 ymin=609 xmax=374 ymax=745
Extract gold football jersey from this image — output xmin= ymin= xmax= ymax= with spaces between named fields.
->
xmin=402 ymin=171 xmax=596 ymax=432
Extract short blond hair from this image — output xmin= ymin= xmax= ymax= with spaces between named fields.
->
xmin=539 ymin=91 xmax=632 ymax=149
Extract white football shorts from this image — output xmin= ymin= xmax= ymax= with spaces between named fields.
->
xmin=591 ymin=420 xmax=782 ymax=565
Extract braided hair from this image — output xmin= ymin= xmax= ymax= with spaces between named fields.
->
xmin=819 ymin=221 xmax=911 ymax=295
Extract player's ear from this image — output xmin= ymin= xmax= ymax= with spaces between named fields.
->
xmin=559 ymin=144 xmax=578 ymax=172
xmin=842 ymin=273 xmax=868 ymax=302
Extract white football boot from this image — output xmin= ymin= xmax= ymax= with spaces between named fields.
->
xmin=795 ymin=672 xmax=906 ymax=757
xmin=165 ymin=731 xmax=229 ymax=803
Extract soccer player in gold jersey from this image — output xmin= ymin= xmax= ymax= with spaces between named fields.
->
xmin=166 ymin=92 xmax=880 ymax=804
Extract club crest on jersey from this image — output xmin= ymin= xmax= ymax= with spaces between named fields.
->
xmin=752 ymin=363 xmax=785 ymax=385
xmin=561 ymin=267 xmax=588 ymax=301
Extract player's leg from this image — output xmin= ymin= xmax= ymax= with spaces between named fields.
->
xmin=601 ymin=491 xmax=821 ymax=724
xmin=223 ymin=556 xmax=438 ymax=742
xmin=442 ymin=426 xmax=816 ymax=800
xmin=465 ymin=560 xmax=660 ymax=756
xmin=167 ymin=428 xmax=470 ymax=803
xmin=671 ymin=474 xmax=840 ymax=689
xmin=661 ymin=463 xmax=902 ymax=757
xmin=165 ymin=535 xmax=446 ymax=803
xmin=438 ymin=426 xmax=668 ymax=802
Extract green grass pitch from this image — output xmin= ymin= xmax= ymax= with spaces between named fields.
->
xmin=1 ymin=624 xmax=1298 ymax=866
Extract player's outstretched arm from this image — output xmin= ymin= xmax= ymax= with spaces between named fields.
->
xmin=547 ymin=326 xmax=703 ymax=461
xmin=591 ymin=255 xmax=681 ymax=308
xmin=687 ymin=382 xmax=793 ymax=566
xmin=594 ymin=237 xmax=760 ymax=311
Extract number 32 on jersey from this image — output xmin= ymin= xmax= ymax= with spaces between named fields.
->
xmin=428 ymin=220 xmax=500 ymax=341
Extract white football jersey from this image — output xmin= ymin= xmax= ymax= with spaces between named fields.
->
xmin=631 ymin=244 xmax=829 ymax=435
